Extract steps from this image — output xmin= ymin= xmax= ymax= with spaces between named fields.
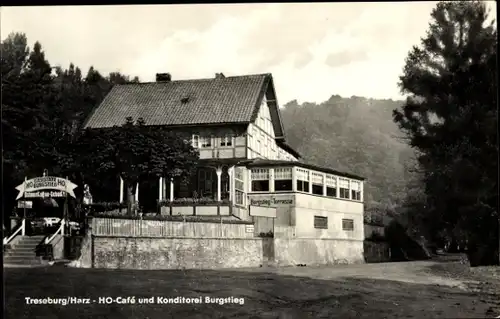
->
xmin=4 ymin=235 xmax=46 ymax=266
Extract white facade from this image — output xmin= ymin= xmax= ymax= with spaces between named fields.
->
xmin=246 ymin=97 xmax=298 ymax=161
xmin=189 ymin=97 xmax=298 ymax=161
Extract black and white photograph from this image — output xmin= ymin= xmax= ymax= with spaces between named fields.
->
xmin=2 ymin=2 xmax=498 ymax=318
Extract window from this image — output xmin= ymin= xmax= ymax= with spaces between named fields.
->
xmin=326 ymin=175 xmax=337 ymax=198
xmin=351 ymin=181 xmax=361 ymax=201
xmin=342 ymin=219 xmax=354 ymax=231
xmin=251 ymin=169 xmax=269 ymax=192
xmin=339 ymin=178 xmax=350 ymax=199
xmin=234 ymin=167 xmax=245 ymax=206
xmin=311 ymin=172 xmax=324 ymax=195
xmin=296 ymin=168 xmax=309 ymax=192
xmin=200 ymin=137 xmax=212 ymax=148
xmin=220 ymin=136 xmax=232 ymax=147
xmin=274 ymin=168 xmax=293 ymax=191
xmin=192 ymin=135 xmax=199 ymax=148
xmin=314 ymin=216 xmax=328 ymax=229
xmin=256 ymin=140 xmax=261 ymax=155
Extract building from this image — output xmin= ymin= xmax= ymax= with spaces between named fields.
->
xmin=84 ymin=73 xmax=365 ymax=242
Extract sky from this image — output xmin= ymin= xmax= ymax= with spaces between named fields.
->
xmin=1 ymin=2 xmax=497 ymax=104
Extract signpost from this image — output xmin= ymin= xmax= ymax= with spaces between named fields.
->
xmin=15 ymin=174 xmax=78 ymax=237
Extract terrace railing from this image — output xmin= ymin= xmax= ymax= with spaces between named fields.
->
xmin=92 ymin=217 xmax=255 ymax=239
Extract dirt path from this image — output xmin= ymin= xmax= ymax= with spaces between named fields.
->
xmin=236 ymin=260 xmax=477 ymax=290
xmin=5 ymin=259 xmax=500 ymax=318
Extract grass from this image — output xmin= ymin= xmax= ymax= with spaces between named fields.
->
xmin=4 ymin=263 xmax=500 ymax=319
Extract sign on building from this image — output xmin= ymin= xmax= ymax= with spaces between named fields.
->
xmin=249 ymin=196 xmax=293 ymax=207
xmin=249 ymin=206 xmax=277 ymax=218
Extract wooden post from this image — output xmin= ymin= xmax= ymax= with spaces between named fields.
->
xmin=135 ymin=182 xmax=139 ymax=202
xmin=216 ymin=167 xmax=222 ymax=202
xmin=119 ymin=177 xmax=124 ymax=203
xmin=322 ymin=173 xmax=327 ymax=196
xmin=63 ymin=176 xmax=69 ymax=236
xmin=170 ymin=178 xmax=174 ymax=201
xmin=269 ymin=168 xmax=275 ymax=192
xmin=228 ymin=166 xmax=234 ymax=201
xmin=336 ymin=176 xmax=340 ymax=198
xmin=159 ymin=177 xmax=163 ymax=201
xmin=22 ymin=176 xmax=27 ymax=236
xmin=308 ymin=170 xmax=312 ymax=194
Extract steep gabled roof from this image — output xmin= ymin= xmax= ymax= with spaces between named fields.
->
xmin=83 ymin=73 xmax=285 ymax=139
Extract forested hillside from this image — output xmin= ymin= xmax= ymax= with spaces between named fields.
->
xmin=280 ymin=95 xmax=417 ymax=211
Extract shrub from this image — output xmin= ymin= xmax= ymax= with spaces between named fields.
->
xmin=366 ymin=231 xmax=386 ymax=242
xmin=158 ymin=198 xmax=231 ymax=207
xmin=90 ymin=213 xmax=253 ymax=224
xmin=85 ymin=202 xmax=127 ymax=213
xmin=257 ymin=231 xmax=274 ymax=238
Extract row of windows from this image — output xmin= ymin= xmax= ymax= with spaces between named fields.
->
xmin=234 ymin=167 xmax=245 ymax=206
xmin=314 ymin=216 xmax=355 ymax=231
xmin=192 ymin=135 xmax=234 ymax=148
xmin=250 ymin=168 xmax=362 ymax=201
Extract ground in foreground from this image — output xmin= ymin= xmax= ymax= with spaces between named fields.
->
xmin=4 ymin=260 xmax=500 ymax=319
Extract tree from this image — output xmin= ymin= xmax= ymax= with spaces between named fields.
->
xmin=76 ymin=117 xmax=199 ymax=215
xmin=1 ymin=32 xmax=142 ymax=226
xmin=393 ymin=1 xmax=498 ymax=265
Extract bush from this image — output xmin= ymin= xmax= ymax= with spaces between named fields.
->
xmin=158 ymin=198 xmax=231 ymax=207
xmin=85 ymin=202 xmax=127 ymax=213
xmin=366 ymin=231 xmax=386 ymax=242
xmin=385 ymin=220 xmax=431 ymax=261
xmin=257 ymin=231 xmax=274 ymax=238
xmin=91 ymin=213 xmax=253 ymax=224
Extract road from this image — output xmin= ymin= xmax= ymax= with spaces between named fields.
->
xmin=4 ymin=257 xmax=500 ymax=318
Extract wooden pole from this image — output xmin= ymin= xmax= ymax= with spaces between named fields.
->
xmin=63 ymin=176 xmax=69 ymax=236
xmin=22 ymin=176 xmax=27 ymax=236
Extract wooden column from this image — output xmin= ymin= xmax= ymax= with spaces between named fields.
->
xmin=216 ymin=166 xmax=222 ymax=202
xmin=228 ymin=166 xmax=234 ymax=201
xmin=135 ymin=182 xmax=139 ymax=202
xmin=170 ymin=178 xmax=174 ymax=201
xmin=269 ymin=168 xmax=275 ymax=192
xmin=158 ymin=177 xmax=163 ymax=201
xmin=322 ymin=173 xmax=327 ymax=196
xmin=119 ymin=177 xmax=124 ymax=203
xmin=336 ymin=176 xmax=340 ymax=198
xmin=308 ymin=170 xmax=312 ymax=194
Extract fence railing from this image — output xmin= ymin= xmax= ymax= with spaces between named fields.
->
xmin=3 ymin=219 xmax=25 ymax=245
xmin=92 ymin=218 xmax=255 ymax=238
xmin=46 ymin=219 xmax=65 ymax=244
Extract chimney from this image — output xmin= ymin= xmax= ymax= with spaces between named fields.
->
xmin=215 ymin=73 xmax=225 ymax=79
xmin=156 ymin=73 xmax=171 ymax=82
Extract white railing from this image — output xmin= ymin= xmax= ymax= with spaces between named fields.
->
xmin=45 ymin=219 xmax=65 ymax=244
xmin=3 ymin=219 xmax=25 ymax=245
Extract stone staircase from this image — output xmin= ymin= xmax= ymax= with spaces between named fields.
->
xmin=4 ymin=235 xmax=46 ymax=266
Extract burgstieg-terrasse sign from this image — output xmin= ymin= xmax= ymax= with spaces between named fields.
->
xmin=250 ymin=197 xmax=293 ymax=206
xmin=15 ymin=176 xmax=78 ymax=200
